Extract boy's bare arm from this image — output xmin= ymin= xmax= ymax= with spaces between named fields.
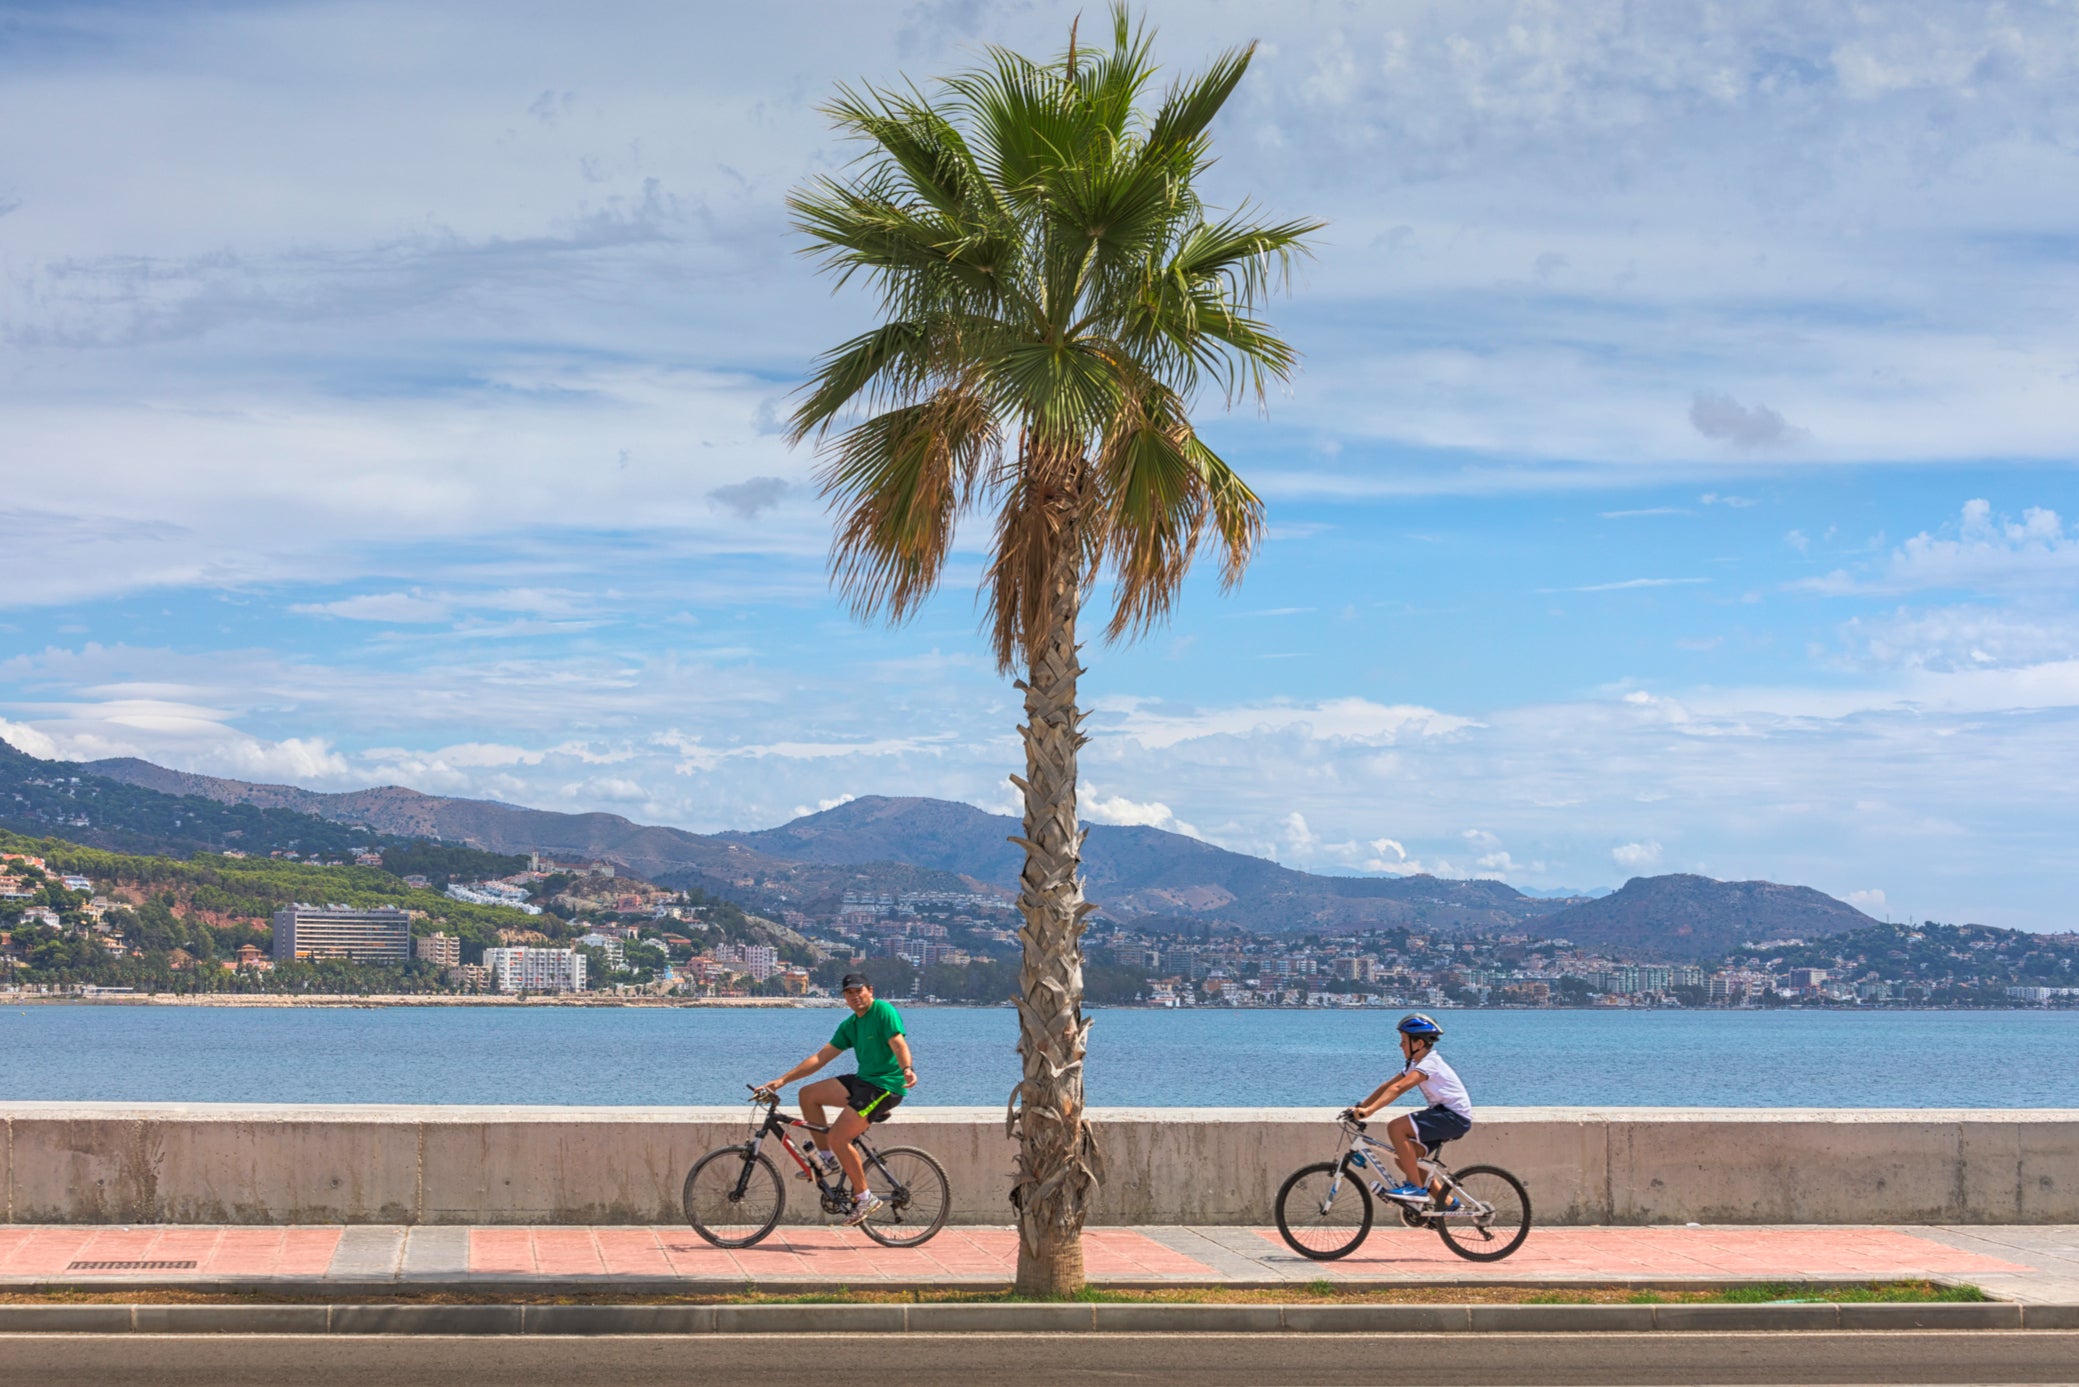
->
xmin=1351 ymin=1071 xmax=1422 ymax=1119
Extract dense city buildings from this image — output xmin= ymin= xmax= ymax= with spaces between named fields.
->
xmin=271 ymin=905 xmax=412 ymax=964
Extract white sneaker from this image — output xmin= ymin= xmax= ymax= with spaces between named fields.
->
xmin=845 ymin=1192 xmax=884 ymax=1226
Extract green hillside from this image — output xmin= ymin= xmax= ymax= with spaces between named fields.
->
xmin=0 ymin=828 xmax=548 ymax=993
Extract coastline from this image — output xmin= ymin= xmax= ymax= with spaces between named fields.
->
xmin=1 ymin=992 xmax=2069 ymax=1011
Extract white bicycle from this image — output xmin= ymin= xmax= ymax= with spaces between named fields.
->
xmin=1274 ymin=1112 xmax=1531 ymax=1262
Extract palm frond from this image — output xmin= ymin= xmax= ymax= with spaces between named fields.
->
xmin=789 ymin=5 xmax=1317 ymax=670
xmin=820 ymin=387 xmax=1000 ymax=626
xmin=1144 ymin=41 xmax=1256 ymax=164
xmin=788 ymin=320 xmax=930 ymax=442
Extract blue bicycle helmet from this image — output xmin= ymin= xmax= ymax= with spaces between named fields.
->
xmin=1397 ymin=1012 xmax=1444 ymax=1040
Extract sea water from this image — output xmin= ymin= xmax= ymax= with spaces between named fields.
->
xmin=2 ymin=1005 xmax=2074 ymax=1108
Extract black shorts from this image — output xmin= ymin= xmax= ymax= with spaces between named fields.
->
xmin=1410 ymin=1104 xmax=1471 ymax=1151
xmin=839 ymin=1073 xmax=902 ymax=1123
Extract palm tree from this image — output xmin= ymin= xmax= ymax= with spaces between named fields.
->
xmin=788 ymin=6 xmax=1317 ymax=1296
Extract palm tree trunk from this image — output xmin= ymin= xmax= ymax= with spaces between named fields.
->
xmin=1007 ymin=547 xmax=1100 ymax=1298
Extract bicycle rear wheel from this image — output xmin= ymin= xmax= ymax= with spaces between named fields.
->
xmin=1274 ymin=1160 xmax=1373 ymax=1260
xmin=857 ymin=1145 xmax=950 ymax=1248
xmin=1434 ymin=1164 xmax=1531 ymax=1262
xmin=683 ymin=1147 xmax=785 ymax=1248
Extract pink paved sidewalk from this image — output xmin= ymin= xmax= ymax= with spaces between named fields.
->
xmin=0 ymin=1224 xmax=2045 ymax=1288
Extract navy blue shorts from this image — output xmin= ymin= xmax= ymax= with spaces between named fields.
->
xmin=1409 ymin=1104 xmax=1471 ymax=1151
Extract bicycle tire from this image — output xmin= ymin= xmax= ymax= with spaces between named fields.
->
xmin=683 ymin=1147 xmax=785 ymax=1249
xmin=1274 ymin=1159 xmax=1373 ymax=1260
xmin=856 ymin=1145 xmax=951 ymax=1248
xmin=1434 ymin=1164 xmax=1531 ymax=1262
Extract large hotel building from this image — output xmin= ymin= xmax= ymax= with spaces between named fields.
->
xmin=272 ymin=904 xmax=413 ymax=964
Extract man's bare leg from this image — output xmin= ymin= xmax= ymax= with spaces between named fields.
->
xmin=826 ymin=1107 xmax=870 ymax=1201
xmin=795 ymin=1078 xmax=849 ymax=1158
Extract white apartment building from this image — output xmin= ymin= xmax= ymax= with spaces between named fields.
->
xmin=482 ymin=946 xmax=586 ymax=993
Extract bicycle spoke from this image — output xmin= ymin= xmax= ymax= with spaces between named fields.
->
xmin=1274 ymin=1161 xmax=1371 ymax=1260
xmin=857 ymin=1146 xmax=950 ymax=1248
xmin=1434 ymin=1166 xmax=1531 ymax=1262
xmin=684 ymin=1149 xmax=784 ymax=1249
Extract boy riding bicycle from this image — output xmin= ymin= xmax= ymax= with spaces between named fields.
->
xmin=755 ymin=972 xmax=916 ymax=1226
xmin=1343 ymin=1012 xmax=1472 ymax=1203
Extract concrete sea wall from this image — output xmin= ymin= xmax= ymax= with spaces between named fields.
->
xmin=3 ymin=1104 xmax=2074 ymax=1226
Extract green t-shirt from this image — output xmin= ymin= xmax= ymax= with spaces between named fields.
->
xmin=830 ymin=998 xmax=908 ymax=1095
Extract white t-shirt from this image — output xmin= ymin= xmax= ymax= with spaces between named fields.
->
xmin=1403 ymin=1050 xmax=1473 ymax=1120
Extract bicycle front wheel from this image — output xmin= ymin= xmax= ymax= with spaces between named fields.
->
xmin=683 ymin=1147 xmax=785 ymax=1248
xmin=857 ymin=1145 xmax=951 ymax=1248
xmin=1274 ymin=1160 xmax=1373 ymax=1260
xmin=1435 ymin=1164 xmax=1531 ymax=1262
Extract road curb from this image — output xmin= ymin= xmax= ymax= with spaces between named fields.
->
xmin=0 ymin=1301 xmax=2067 ymax=1335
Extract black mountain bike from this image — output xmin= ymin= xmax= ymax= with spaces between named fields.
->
xmin=1274 ymin=1112 xmax=1531 ymax=1262
xmin=682 ymin=1086 xmax=951 ymax=1249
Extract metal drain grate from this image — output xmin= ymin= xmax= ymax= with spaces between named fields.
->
xmin=66 ymin=1260 xmax=199 ymax=1271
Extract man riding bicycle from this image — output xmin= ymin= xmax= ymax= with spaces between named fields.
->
xmin=755 ymin=972 xmax=916 ymax=1226
xmin=1344 ymin=1012 xmax=1472 ymax=1203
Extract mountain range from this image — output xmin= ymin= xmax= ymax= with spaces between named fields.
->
xmin=1 ymin=738 xmax=1877 ymax=959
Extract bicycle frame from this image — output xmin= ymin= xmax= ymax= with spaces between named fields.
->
xmin=1322 ymin=1117 xmax=1497 ymax=1225
xmin=738 ymin=1095 xmax=911 ymax=1214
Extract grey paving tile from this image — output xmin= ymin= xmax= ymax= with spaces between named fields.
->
xmin=1181 ymin=1225 xmax=1312 ymax=1279
xmin=400 ymin=1225 xmax=470 ymax=1278
xmin=325 ymin=1225 xmax=406 ymax=1281
xmin=1139 ymin=1226 xmax=1287 ymax=1281
xmin=1922 ymin=1224 xmax=2079 ymax=1266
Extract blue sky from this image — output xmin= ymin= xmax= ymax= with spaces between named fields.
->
xmin=4 ymin=1 xmax=2079 ymax=928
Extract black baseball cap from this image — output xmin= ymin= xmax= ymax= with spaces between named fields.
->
xmin=841 ymin=972 xmax=872 ymax=990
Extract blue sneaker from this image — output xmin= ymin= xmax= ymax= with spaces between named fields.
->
xmin=1382 ymin=1182 xmax=1429 ymax=1202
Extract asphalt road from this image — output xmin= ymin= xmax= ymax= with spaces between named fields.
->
xmin=3 ymin=1332 xmax=2078 ymax=1387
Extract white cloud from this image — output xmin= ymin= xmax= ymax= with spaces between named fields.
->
xmin=1083 ymin=791 xmax=1197 ymax=838
xmin=1093 ymin=696 xmax=1476 ymax=750
xmin=1561 ymin=578 xmax=1710 ymax=593
xmin=1888 ymin=499 xmax=2075 ymax=590
xmin=1611 ymin=841 xmax=1663 ymax=870
xmin=1801 ymin=500 xmax=2078 ymax=596
xmin=292 ymin=592 xmax=453 ymax=623
xmin=0 ymin=718 xmax=63 ymax=760
xmin=1845 ymin=888 xmax=1888 ymax=913
xmin=1840 ymin=605 xmax=2079 ymax=674
xmin=1281 ymin=812 xmax=1322 ymax=863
